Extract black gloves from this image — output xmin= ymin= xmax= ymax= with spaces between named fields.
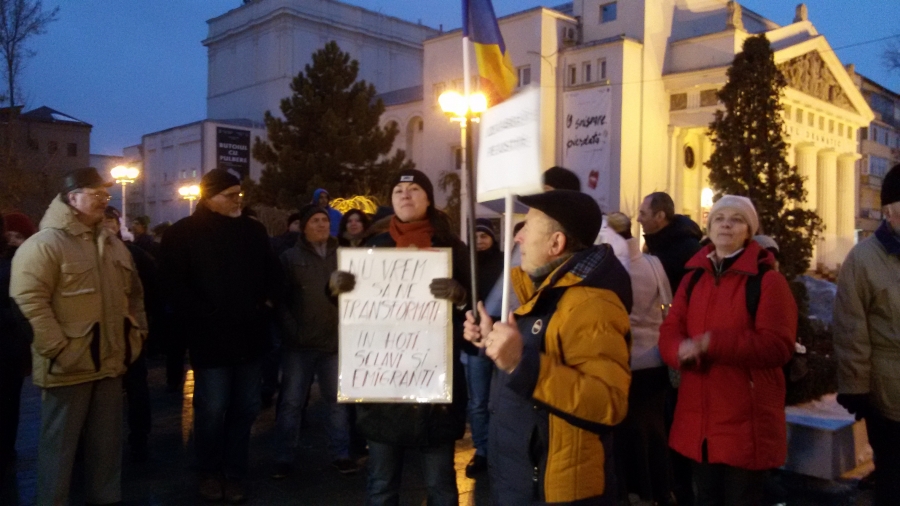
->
xmin=429 ymin=278 xmax=467 ymax=307
xmin=329 ymin=271 xmax=356 ymax=296
xmin=331 ymin=271 xmax=466 ymax=307
xmin=836 ymin=393 xmax=873 ymax=421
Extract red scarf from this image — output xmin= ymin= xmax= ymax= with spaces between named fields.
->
xmin=389 ymin=216 xmax=434 ymax=248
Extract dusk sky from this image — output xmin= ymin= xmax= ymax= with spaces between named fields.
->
xmin=18 ymin=0 xmax=900 ymax=155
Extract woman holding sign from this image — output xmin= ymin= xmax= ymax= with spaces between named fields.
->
xmin=330 ymin=169 xmax=470 ymax=506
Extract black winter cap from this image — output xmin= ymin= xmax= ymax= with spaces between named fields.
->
xmin=393 ymin=169 xmax=434 ymax=207
xmin=882 ymin=163 xmax=900 ymax=207
xmin=61 ymin=167 xmax=113 ymax=194
xmin=200 ymin=168 xmax=241 ymax=199
xmin=543 ymin=166 xmax=581 ymax=191
xmin=296 ymin=204 xmax=328 ymax=232
xmin=519 ymin=190 xmax=601 ymax=247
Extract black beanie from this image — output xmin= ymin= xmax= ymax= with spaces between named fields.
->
xmin=475 ymin=217 xmax=497 ymax=244
xmin=200 ymin=168 xmax=241 ymax=199
xmin=519 ymin=190 xmax=601 ymax=247
xmin=393 ymin=169 xmax=434 ymax=207
xmin=296 ymin=204 xmax=328 ymax=231
xmin=882 ymin=163 xmax=900 ymax=207
xmin=543 ymin=166 xmax=581 ymax=191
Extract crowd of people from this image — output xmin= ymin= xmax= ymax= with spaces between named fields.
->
xmin=0 ymin=161 xmax=898 ymax=506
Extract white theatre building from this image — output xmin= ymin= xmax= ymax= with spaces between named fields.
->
xmin=129 ymin=0 xmax=872 ymax=271
xmin=382 ymin=0 xmax=873 ymax=272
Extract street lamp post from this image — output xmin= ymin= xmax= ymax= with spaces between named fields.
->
xmin=110 ymin=165 xmax=140 ymax=224
xmin=178 ymin=184 xmax=201 ymax=215
xmin=439 ymin=89 xmax=487 ymax=318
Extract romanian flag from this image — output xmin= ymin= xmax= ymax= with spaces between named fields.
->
xmin=463 ymin=0 xmax=517 ymax=103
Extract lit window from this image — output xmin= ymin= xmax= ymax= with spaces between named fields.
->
xmin=583 ymin=62 xmax=592 ymax=82
xmin=601 ymin=2 xmax=617 ymax=23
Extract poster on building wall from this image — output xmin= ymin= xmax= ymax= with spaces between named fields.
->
xmin=562 ymin=86 xmax=612 ymax=210
xmin=216 ymin=127 xmax=251 ymax=178
xmin=336 ymin=248 xmax=453 ymax=404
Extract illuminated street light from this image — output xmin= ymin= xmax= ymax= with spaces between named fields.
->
xmin=178 ymin=184 xmax=201 ymax=215
xmin=438 ymin=88 xmax=488 ymax=316
xmin=110 ymin=165 xmax=140 ymax=223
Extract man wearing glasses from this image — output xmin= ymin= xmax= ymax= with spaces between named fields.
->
xmin=159 ymin=168 xmax=281 ymax=503
xmin=10 ymin=167 xmax=147 ymax=505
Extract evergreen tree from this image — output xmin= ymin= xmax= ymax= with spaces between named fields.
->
xmin=707 ymin=34 xmax=823 ymax=281
xmin=252 ymin=41 xmax=413 ymax=209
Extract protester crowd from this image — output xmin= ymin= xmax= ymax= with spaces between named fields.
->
xmin=0 ymin=162 xmax=898 ymax=506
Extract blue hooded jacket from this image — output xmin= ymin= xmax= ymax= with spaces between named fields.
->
xmin=312 ymin=188 xmax=343 ymax=237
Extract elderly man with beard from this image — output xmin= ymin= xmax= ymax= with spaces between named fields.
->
xmin=159 ymin=168 xmax=281 ymax=503
xmin=10 ymin=167 xmax=147 ymax=506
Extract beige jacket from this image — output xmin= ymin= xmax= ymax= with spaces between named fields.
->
xmin=10 ymin=197 xmax=147 ymax=388
xmin=833 ymin=234 xmax=900 ymax=421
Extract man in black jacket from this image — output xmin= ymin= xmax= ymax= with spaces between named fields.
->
xmin=636 ymin=191 xmax=701 ymax=506
xmin=637 ymin=192 xmax=702 ymax=291
xmin=159 ymin=168 xmax=280 ymax=503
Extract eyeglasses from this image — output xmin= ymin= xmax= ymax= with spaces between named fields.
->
xmin=76 ymin=189 xmax=112 ymax=202
xmin=219 ymin=191 xmax=244 ymax=201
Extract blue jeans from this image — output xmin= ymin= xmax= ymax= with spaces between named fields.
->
xmin=274 ymin=350 xmax=350 ymax=462
xmin=463 ymin=352 xmax=493 ymax=456
xmin=366 ymin=441 xmax=457 ymax=506
xmin=193 ymin=360 xmax=261 ymax=479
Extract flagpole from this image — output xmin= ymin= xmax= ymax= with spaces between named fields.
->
xmin=500 ymin=191 xmax=513 ymax=322
xmin=461 ymin=34 xmax=480 ymax=321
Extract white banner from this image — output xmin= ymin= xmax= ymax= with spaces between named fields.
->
xmin=562 ymin=86 xmax=613 ymax=210
xmin=476 ymin=87 xmax=544 ymax=202
xmin=336 ymin=248 xmax=453 ymax=403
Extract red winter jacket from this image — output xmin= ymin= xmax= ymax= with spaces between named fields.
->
xmin=659 ymin=241 xmax=797 ymax=470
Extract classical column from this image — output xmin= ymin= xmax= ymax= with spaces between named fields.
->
xmin=835 ymin=154 xmax=860 ymax=265
xmin=795 ymin=144 xmax=819 ymax=267
xmin=795 ymin=144 xmax=818 ymax=208
xmin=817 ymin=149 xmax=838 ymax=271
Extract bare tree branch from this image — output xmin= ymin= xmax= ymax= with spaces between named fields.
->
xmin=0 ymin=0 xmax=59 ymax=108
xmin=884 ymin=39 xmax=900 ymax=74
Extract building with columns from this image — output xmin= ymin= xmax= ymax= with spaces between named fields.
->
xmin=382 ymin=0 xmax=873 ymax=272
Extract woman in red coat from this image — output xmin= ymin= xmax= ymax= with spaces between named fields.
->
xmin=659 ymin=195 xmax=797 ymax=506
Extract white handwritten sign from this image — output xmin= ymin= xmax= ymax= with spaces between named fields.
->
xmin=562 ymin=86 xmax=612 ymax=210
xmin=476 ymin=87 xmax=544 ymax=202
xmin=337 ymin=248 xmax=453 ymax=403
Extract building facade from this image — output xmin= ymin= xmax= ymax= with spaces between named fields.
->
xmin=203 ymin=0 xmax=439 ymax=122
xmin=382 ymin=0 xmax=874 ymax=271
xmin=851 ymin=71 xmax=900 ymax=238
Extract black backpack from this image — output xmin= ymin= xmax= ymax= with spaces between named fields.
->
xmin=683 ymin=255 xmax=772 ymax=327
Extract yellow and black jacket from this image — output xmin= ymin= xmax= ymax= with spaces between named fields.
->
xmin=489 ymin=244 xmax=632 ymax=505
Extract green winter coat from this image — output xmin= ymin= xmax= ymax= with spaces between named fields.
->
xmin=10 ymin=197 xmax=147 ymax=388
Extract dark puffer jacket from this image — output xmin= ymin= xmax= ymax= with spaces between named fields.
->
xmin=353 ymin=230 xmax=470 ymax=446
xmin=643 ymin=214 xmax=703 ymax=291
xmin=159 ymin=204 xmax=281 ymax=369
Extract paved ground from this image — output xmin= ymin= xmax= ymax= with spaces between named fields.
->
xmin=0 ymin=356 xmax=876 ymax=505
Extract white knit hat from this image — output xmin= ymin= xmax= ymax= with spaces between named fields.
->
xmin=708 ymin=195 xmax=759 ymax=236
